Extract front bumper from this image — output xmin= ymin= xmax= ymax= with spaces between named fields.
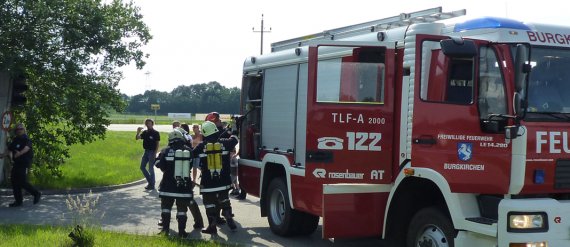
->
xmin=499 ymin=198 xmax=570 ymax=247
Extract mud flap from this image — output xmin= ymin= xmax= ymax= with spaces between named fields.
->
xmin=322 ymin=184 xmax=391 ymax=239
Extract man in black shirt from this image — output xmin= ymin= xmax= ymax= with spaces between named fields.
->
xmin=136 ymin=118 xmax=160 ymax=190
xmin=1 ymin=123 xmax=41 ymax=207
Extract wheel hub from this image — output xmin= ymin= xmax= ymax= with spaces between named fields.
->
xmin=270 ymin=190 xmax=286 ymax=225
xmin=417 ymin=225 xmax=449 ymax=247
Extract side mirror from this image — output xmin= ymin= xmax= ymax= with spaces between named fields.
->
xmin=440 ymin=38 xmax=477 ymax=58
xmin=513 ymin=44 xmax=530 ymax=120
xmin=482 ymin=120 xmax=500 ymax=133
xmin=514 ymin=44 xmax=531 ymax=93
xmin=513 ymin=92 xmax=526 ymax=117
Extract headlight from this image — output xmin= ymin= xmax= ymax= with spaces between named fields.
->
xmin=508 ymin=212 xmax=548 ymax=232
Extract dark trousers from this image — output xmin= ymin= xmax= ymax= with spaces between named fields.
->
xmin=160 ymin=197 xmax=190 ymax=232
xmin=11 ymin=166 xmax=40 ymax=203
xmin=202 ymin=189 xmax=231 ymax=218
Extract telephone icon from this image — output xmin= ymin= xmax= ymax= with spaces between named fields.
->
xmin=317 ymin=137 xmax=344 ymax=150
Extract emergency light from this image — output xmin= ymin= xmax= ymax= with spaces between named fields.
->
xmin=533 ymin=169 xmax=545 ymax=184
xmin=454 ymin=17 xmax=531 ymax=32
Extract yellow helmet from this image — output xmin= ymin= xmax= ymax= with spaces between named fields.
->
xmin=201 ymin=121 xmax=219 ymax=137
xmin=168 ymin=129 xmax=185 ymax=142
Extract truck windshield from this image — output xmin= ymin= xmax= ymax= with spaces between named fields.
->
xmin=526 ymin=47 xmax=570 ymax=117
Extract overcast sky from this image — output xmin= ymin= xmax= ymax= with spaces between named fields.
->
xmin=118 ymin=0 xmax=568 ymax=96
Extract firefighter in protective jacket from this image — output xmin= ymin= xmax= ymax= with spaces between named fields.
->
xmin=155 ymin=128 xmax=203 ymax=237
xmin=193 ymin=121 xmax=239 ymax=234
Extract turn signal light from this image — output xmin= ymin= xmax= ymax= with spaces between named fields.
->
xmin=403 ymin=168 xmax=415 ymax=176
xmin=509 ymin=242 xmax=547 ymax=247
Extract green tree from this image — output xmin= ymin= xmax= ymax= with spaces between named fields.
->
xmin=126 ymin=82 xmax=241 ymax=115
xmin=0 ymin=0 xmax=151 ymax=177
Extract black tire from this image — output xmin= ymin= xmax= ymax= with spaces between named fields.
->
xmin=406 ymin=207 xmax=456 ymax=247
xmin=296 ymin=211 xmax=319 ymax=235
xmin=266 ymin=177 xmax=303 ymax=236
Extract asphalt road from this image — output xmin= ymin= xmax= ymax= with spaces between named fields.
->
xmin=0 ymin=167 xmax=393 ymax=247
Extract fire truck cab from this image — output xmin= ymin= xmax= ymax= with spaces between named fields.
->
xmin=238 ymin=7 xmax=570 ymax=247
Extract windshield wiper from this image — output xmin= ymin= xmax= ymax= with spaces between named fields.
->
xmin=528 ymin=112 xmax=570 ymax=120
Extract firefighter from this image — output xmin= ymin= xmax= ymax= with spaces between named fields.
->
xmin=193 ymin=121 xmax=239 ymax=234
xmin=155 ymin=128 xmax=204 ymax=237
xmin=205 ymin=112 xmax=231 ymax=138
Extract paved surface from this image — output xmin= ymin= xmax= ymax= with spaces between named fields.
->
xmin=0 ymin=166 xmax=392 ymax=247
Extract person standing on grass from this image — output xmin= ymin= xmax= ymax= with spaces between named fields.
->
xmin=136 ymin=118 xmax=160 ymax=190
xmin=0 ymin=123 xmax=41 ymax=207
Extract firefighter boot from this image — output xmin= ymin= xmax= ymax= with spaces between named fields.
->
xmin=216 ymin=215 xmax=227 ymax=225
xmin=215 ymin=207 xmax=226 ymax=225
xmin=176 ymin=215 xmax=189 ymax=238
xmin=201 ymin=216 xmax=217 ymax=235
xmin=222 ymin=208 xmax=237 ymax=231
xmin=159 ymin=213 xmax=170 ymax=235
xmin=189 ymin=201 xmax=204 ymax=229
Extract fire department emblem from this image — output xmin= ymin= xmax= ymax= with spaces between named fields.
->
xmin=457 ymin=142 xmax=473 ymax=161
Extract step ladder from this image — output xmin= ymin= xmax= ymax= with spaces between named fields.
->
xmin=271 ymin=7 xmax=466 ymax=52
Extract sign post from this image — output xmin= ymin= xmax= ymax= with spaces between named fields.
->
xmin=150 ymin=104 xmax=160 ymax=119
xmin=1 ymin=111 xmax=12 ymax=132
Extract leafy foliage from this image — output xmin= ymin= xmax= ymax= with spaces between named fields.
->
xmin=68 ymin=224 xmax=95 ymax=247
xmin=125 ymin=81 xmax=240 ymax=114
xmin=0 ymin=0 xmax=151 ymax=177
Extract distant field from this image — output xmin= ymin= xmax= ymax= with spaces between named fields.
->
xmin=30 ymin=131 xmax=168 ymax=190
xmin=107 ymin=113 xmax=196 ymax=125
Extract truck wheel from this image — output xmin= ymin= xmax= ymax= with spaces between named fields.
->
xmin=296 ymin=211 xmax=319 ymax=235
xmin=266 ymin=177 xmax=300 ymax=236
xmin=406 ymin=207 xmax=456 ymax=247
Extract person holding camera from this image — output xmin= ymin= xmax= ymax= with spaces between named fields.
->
xmin=136 ymin=118 xmax=160 ymax=190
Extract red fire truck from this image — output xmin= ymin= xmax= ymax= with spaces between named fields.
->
xmin=237 ymin=7 xmax=570 ymax=247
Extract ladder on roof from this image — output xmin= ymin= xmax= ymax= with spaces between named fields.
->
xmin=270 ymin=7 xmax=466 ymax=52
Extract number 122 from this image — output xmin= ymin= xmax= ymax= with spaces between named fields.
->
xmin=346 ymin=132 xmax=382 ymax=151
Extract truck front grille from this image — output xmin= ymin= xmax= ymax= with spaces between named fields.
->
xmin=555 ymin=160 xmax=570 ymax=189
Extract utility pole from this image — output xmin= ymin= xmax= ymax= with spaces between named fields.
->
xmin=144 ymin=71 xmax=151 ymax=92
xmin=252 ymin=14 xmax=272 ymax=55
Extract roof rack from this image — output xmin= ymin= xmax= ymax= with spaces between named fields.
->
xmin=271 ymin=7 xmax=466 ymax=52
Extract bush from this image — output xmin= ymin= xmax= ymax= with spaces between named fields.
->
xmin=68 ymin=225 xmax=95 ymax=247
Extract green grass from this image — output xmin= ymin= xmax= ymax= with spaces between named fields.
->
xmin=0 ymin=224 xmax=222 ymax=247
xmin=30 ymin=131 xmax=168 ymax=190
xmin=108 ymin=113 xmax=198 ymax=125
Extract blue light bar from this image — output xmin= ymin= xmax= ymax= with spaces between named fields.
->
xmin=454 ymin=17 xmax=531 ymax=32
